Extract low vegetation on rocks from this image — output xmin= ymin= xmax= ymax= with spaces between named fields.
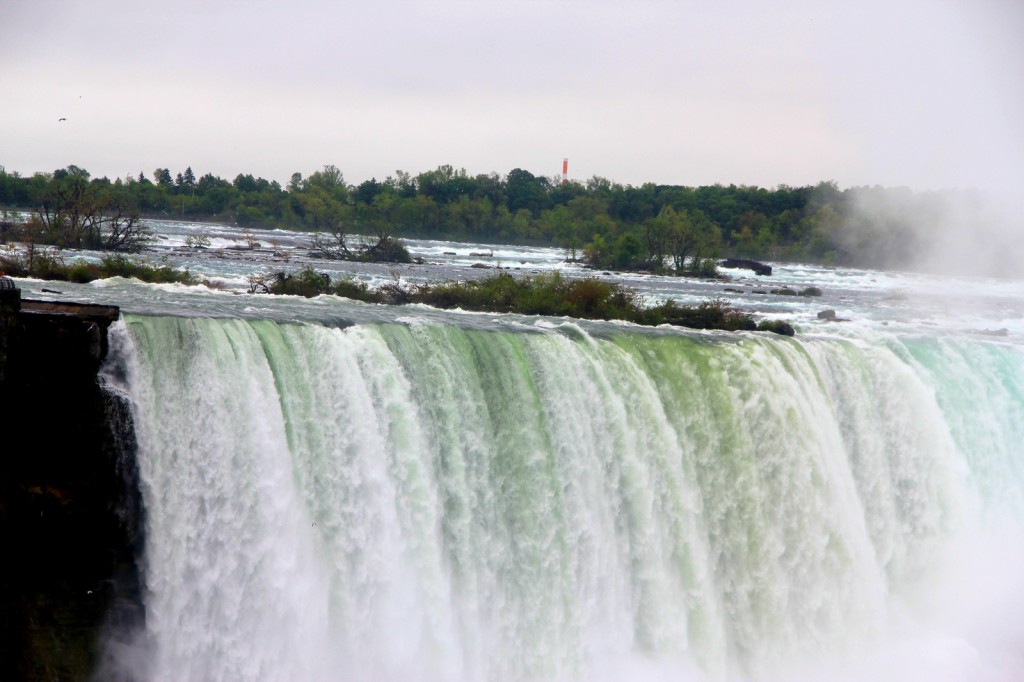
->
xmin=250 ymin=268 xmax=795 ymax=335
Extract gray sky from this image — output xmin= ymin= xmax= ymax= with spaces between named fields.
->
xmin=2 ymin=0 xmax=1022 ymax=193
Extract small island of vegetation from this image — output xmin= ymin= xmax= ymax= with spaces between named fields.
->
xmin=0 ymin=249 xmax=196 ymax=285
xmin=249 ymin=268 xmax=795 ymax=335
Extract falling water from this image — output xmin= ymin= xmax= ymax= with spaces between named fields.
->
xmin=102 ymin=315 xmax=1024 ymax=681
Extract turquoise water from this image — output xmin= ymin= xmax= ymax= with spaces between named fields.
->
xmin=104 ymin=315 xmax=1024 ymax=681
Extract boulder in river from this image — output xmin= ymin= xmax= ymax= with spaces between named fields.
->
xmin=720 ymin=258 xmax=772 ymax=276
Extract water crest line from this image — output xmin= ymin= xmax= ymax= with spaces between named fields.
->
xmin=105 ymin=315 xmax=1024 ymax=681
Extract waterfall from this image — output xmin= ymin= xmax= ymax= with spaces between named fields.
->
xmin=104 ymin=315 xmax=1024 ymax=681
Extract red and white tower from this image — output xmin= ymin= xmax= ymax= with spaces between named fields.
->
xmin=562 ymin=158 xmax=568 ymax=185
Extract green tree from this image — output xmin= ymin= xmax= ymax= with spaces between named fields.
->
xmin=182 ymin=166 xmax=196 ymax=195
xmin=305 ymin=164 xmax=348 ymax=201
xmin=153 ymin=168 xmax=173 ymax=188
xmin=664 ymin=206 xmax=698 ymax=272
xmin=643 ymin=212 xmax=670 ymax=271
xmin=297 ymin=186 xmax=350 ymax=232
xmin=506 ymin=168 xmax=550 ymax=216
xmin=386 ymin=170 xmax=417 ymax=198
xmin=355 ymin=177 xmax=385 ymax=205
xmin=611 ymin=233 xmax=644 ymax=270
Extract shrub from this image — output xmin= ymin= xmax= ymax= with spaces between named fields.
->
xmin=332 ymin=277 xmax=378 ymax=301
xmin=0 ymin=248 xmax=194 ymax=284
xmin=97 ymin=255 xmax=196 ymax=284
xmin=268 ymin=266 xmax=332 ymax=297
xmin=644 ymin=299 xmax=756 ymax=331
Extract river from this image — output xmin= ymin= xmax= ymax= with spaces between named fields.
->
xmin=15 ymin=219 xmax=1024 ymax=681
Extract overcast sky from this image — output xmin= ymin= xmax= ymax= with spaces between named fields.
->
xmin=2 ymin=0 xmax=1022 ymax=194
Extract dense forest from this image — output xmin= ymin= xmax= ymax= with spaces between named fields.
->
xmin=0 ymin=163 xmax=982 ymax=273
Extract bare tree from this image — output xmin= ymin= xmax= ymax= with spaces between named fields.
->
xmin=246 ymin=272 xmax=275 ymax=294
xmin=96 ymin=193 xmax=150 ymax=251
xmin=310 ymin=223 xmax=354 ymax=260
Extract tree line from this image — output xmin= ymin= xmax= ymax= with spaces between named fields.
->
xmin=0 ymin=163 xmax=978 ymax=272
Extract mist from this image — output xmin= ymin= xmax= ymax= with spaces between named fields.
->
xmin=812 ymin=184 xmax=1024 ymax=278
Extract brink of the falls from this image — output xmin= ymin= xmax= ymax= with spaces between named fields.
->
xmin=100 ymin=314 xmax=1024 ymax=682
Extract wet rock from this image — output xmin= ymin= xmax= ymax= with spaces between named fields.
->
xmin=720 ymin=258 xmax=772 ymax=276
xmin=757 ymin=320 xmax=795 ymax=336
xmin=1 ymin=293 xmax=142 ymax=681
xmin=817 ymin=309 xmax=850 ymax=322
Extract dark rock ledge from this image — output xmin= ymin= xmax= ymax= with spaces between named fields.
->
xmin=1 ymin=282 xmax=142 ymax=681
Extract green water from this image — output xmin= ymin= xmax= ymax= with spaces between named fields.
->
xmin=109 ymin=316 xmax=1024 ymax=681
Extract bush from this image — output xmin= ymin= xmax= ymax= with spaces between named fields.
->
xmin=67 ymin=260 xmax=102 ymax=283
xmin=268 ymin=267 xmax=332 ymax=297
xmin=359 ymin=235 xmax=412 ymax=264
xmin=333 ymin=277 xmax=378 ymax=301
xmin=0 ymin=248 xmax=194 ymax=284
xmin=97 ymin=255 xmax=196 ymax=284
xmin=0 ymin=246 xmax=68 ymax=280
xmin=643 ymin=299 xmax=756 ymax=331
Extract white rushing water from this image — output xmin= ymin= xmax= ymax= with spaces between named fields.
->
xmin=100 ymin=312 xmax=1024 ymax=682
xmin=16 ymin=217 xmax=1024 ymax=341
xmin=17 ymin=218 xmax=1019 ymax=679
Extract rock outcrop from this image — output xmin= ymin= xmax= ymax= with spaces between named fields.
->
xmin=719 ymin=258 xmax=772 ymax=276
xmin=0 ymin=284 xmax=142 ymax=681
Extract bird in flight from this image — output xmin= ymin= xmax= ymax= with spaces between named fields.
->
xmin=58 ymin=117 xmax=66 ymax=122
